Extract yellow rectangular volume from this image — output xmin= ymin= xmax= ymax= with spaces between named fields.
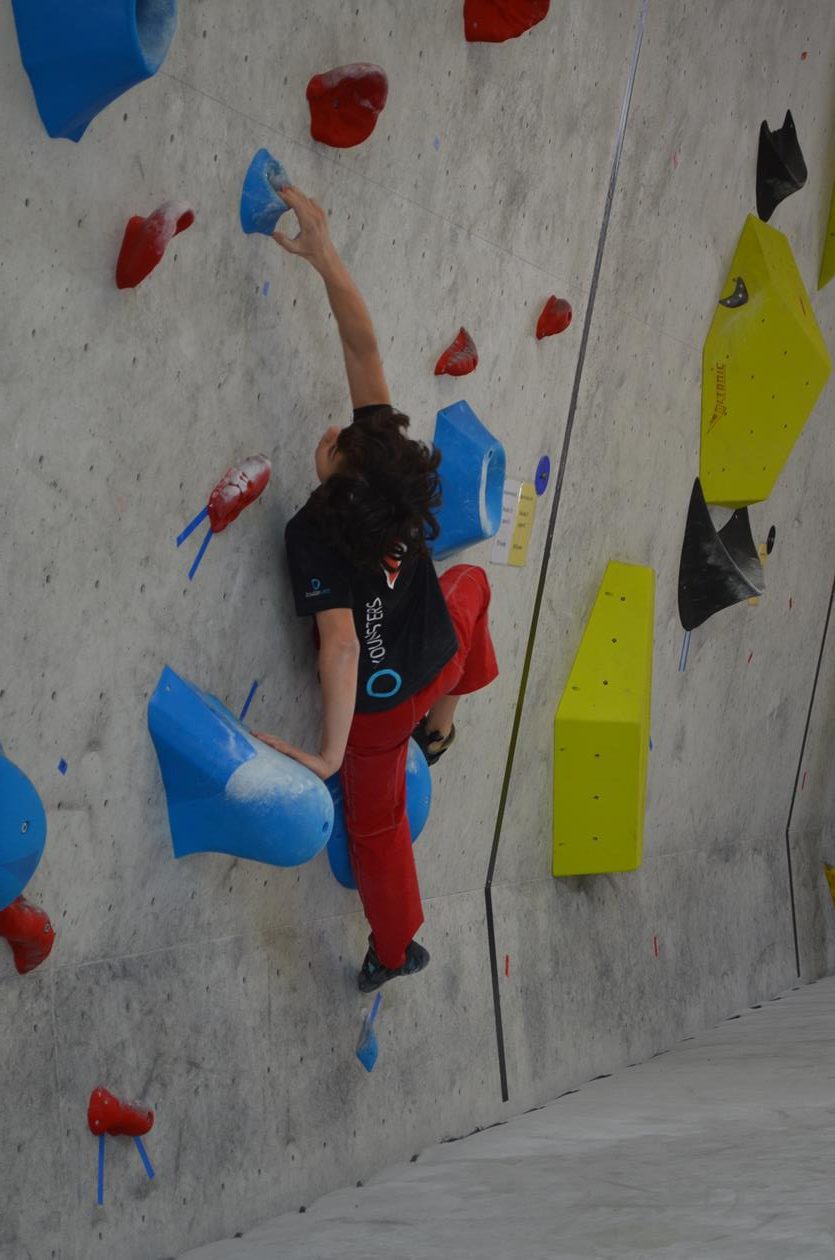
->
xmin=553 ymin=561 xmax=655 ymax=877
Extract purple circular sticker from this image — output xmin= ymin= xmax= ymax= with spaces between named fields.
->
xmin=535 ymin=455 xmax=551 ymax=496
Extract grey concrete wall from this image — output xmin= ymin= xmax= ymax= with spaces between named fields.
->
xmin=0 ymin=2 xmax=833 ymax=1258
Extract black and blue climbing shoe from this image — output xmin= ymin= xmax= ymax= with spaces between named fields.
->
xmin=358 ymin=938 xmax=430 ymax=993
xmin=411 ymin=717 xmax=456 ymax=766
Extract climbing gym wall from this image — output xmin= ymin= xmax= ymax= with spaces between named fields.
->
xmin=1 ymin=3 xmax=833 ymax=1259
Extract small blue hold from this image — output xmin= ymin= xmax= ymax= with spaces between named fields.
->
xmin=240 ymin=149 xmax=292 ymax=236
xmin=356 ymin=993 xmax=382 ymax=1073
xmin=535 ymin=455 xmax=551 ymax=496
xmin=57 ymin=758 xmax=68 ymax=776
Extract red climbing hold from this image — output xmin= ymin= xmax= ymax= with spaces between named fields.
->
xmin=207 ymin=455 xmax=272 ymax=534
xmin=87 ymin=1087 xmax=154 ymax=1138
xmin=306 ymin=64 xmax=388 ymax=148
xmin=434 ymin=327 xmax=479 ymax=377
xmin=536 ymin=296 xmax=572 ymax=339
xmin=0 ymin=895 xmax=55 ymax=975
xmin=464 ymin=0 xmax=550 ymax=43
xmin=116 ymin=202 xmax=195 ymax=290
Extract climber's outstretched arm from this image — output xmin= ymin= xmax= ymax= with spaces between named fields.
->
xmin=254 ymin=608 xmax=358 ymax=781
xmin=273 ymin=186 xmax=390 ymax=409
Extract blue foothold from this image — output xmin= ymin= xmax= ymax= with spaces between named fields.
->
xmin=356 ymin=992 xmax=382 ymax=1072
xmin=535 ymin=455 xmax=551 ymax=496
xmin=57 ymin=758 xmax=68 ymax=776
xmin=240 ymin=149 xmax=292 ymax=236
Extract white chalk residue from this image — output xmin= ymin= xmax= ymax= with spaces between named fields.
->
xmin=135 ymin=0 xmax=177 ymax=70
xmin=226 ymin=737 xmax=311 ymax=808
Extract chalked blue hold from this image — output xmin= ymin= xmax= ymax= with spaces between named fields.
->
xmin=326 ymin=740 xmax=432 ymax=890
xmin=11 ymin=0 xmax=177 ymax=141
xmin=240 ymin=149 xmax=292 ymax=235
xmin=148 ymin=667 xmax=333 ymax=867
xmin=429 ymin=401 xmax=506 ymax=560
xmin=0 ymin=746 xmax=47 ymax=911
xmin=535 ymin=455 xmax=551 ymax=496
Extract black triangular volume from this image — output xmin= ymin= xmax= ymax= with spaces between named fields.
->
xmin=678 ymin=479 xmax=764 ymax=631
xmin=756 ymin=110 xmax=808 ymax=222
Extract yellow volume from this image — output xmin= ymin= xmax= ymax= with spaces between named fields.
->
xmin=553 ymin=561 xmax=655 ymax=877
xmin=701 ymin=214 xmax=831 ymax=508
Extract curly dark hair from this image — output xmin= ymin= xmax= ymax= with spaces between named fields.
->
xmin=307 ymin=405 xmax=442 ymax=574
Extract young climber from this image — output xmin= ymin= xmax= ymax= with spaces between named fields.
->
xmin=254 ymin=186 xmax=498 ymax=993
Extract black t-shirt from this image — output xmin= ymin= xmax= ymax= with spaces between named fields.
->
xmin=285 ymin=492 xmax=458 ymax=715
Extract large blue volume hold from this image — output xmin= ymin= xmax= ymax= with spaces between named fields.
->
xmin=240 ymin=149 xmax=292 ymax=235
xmin=148 ymin=667 xmax=334 ymax=868
xmin=326 ymin=740 xmax=432 ymax=890
xmin=430 ymin=401 xmax=506 ymax=559
xmin=0 ymin=746 xmax=47 ymax=911
xmin=11 ymin=0 xmax=178 ymax=141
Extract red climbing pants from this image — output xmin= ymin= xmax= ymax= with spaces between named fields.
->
xmin=341 ymin=564 xmax=499 ymax=969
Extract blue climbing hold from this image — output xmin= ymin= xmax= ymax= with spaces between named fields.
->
xmin=326 ymin=739 xmax=432 ymax=890
xmin=430 ymin=401 xmax=506 ymax=559
xmin=0 ymin=747 xmax=47 ymax=911
xmin=240 ymin=149 xmax=292 ymax=236
xmin=11 ymin=0 xmax=178 ymax=141
xmin=535 ymin=454 xmax=551 ymax=496
xmin=148 ymin=667 xmax=333 ymax=867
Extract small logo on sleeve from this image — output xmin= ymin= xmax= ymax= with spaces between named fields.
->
xmin=305 ymin=577 xmax=331 ymax=599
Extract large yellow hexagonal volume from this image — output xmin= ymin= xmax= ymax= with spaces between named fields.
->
xmin=701 ymin=213 xmax=831 ymax=508
xmin=553 ymin=562 xmax=655 ymax=878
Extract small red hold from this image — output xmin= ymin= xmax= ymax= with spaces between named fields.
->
xmin=88 ymin=1087 xmax=154 ymax=1138
xmin=306 ymin=65 xmax=388 ymax=148
xmin=116 ymin=202 xmax=195 ymax=290
xmin=0 ymin=896 xmax=56 ymax=975
xmin=464 ymin=0 xmax=550 ymax=43
xmin=536 ymin=296 xmax=573 ymax=339
xmin=207 ymin=455 xmax=272 ymax=534
xmin=434 ymin=327 xmax=479 ymax=377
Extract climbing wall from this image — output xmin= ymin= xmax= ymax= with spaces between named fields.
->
xmin=1 ymin=3 xmax=834 ymax=1258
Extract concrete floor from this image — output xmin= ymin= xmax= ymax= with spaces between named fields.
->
xmin=179 ymin=977 xmax=835 ymax=1260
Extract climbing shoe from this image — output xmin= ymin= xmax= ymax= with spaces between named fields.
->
xmin=411 ymin=716 xmax=456 ymax=766
xmin=358 ymin=938 xmax=430 ymax=993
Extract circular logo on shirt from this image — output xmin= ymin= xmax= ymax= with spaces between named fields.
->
xmin=311 ymin=578 xmax=321 ymax=591
xmin=366 ymin=669 xmax=403 ymax=700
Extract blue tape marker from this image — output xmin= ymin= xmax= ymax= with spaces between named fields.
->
xmin=369 ymin=992 xmax=382 ymax=1026
xmin=678 ymin=630 xmax=691 ymax=673
xmin=57 ymin=758 xmax=68 ymax=775
xmin=262 ymin=280 xmax=271 ymax=297
xmin=134 ymin=1136 xmax=155 ymax=1181
xmin=239 ymin=680 xmax=259 ymax=722
xmin=187 ymin=526 xmax=213 ymax=582
xmin=97 ymin=1134 xmax=106 ymax=1206
xmin=176 ymin=505 xmax=209 ymax=548
xmin=433 ymin=136 xmax=441 ymax=151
